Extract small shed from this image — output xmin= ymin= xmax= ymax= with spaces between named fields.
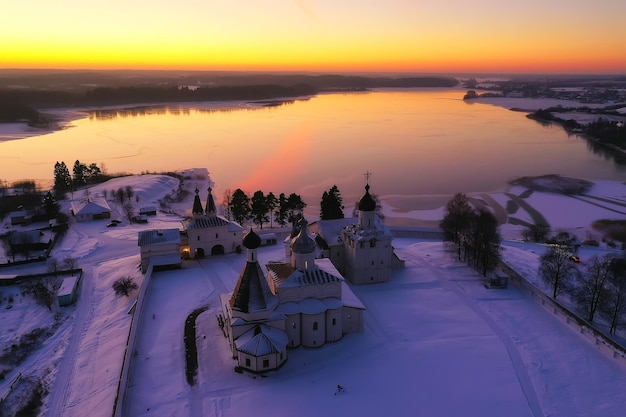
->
xmin=9 ymin=211 xmax=28 ymax=225
xmin=139 ymin=206 xmax=157 ymax=216
xmin=58 ymin=276 xmax=80 ymax=306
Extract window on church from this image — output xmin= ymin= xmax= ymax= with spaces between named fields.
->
xmin=263 ymin=359 xmax=269 ymax=368
xmin=313 ymin=322 xmax=318 ymax=331
xmin=216 ymin=233 xmax=219 ymax=238
xmin=332 ymin=318 xmax=336 ymax=326
xmin=292 ymin=322 xmax=296 ymax=329
xmin=197 ymin=236 xmax=200 ymax=241
xmin=245 ymin=358 xmax=251 ymax=367
xmin=370 ymin=240 xmax=376 ymax=248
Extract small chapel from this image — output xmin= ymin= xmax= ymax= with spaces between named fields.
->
xmin=220 ymin=222 xmax=365 ymax=374
xmin=181 ymin=187 xmax=243 ymax=258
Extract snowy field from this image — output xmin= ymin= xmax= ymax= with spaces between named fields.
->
xmin=1 ymin=169 xmax=625 ymax=416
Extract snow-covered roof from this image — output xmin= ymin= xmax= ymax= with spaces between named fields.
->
xmin=266 ymin=261 xmax=343 ymax=289
xmin=310 ymin=218 xmax=355 ymax=246
xmin=58 ymin=276 xmax=79 ymax=297
xmin=71 ymin=199 xmax=111 ymax=215
xmin=230 ymin=260 xmax=278 ymax=314
xmin=137 ymin=228 xmax=181 ymax=246
xmin=235 ymin=325 xmax=288 ymax=356
xmin=342 ymin=218 xmax=393 ymax=241
xmin=275 ymin=297 xmax=343 ymax=315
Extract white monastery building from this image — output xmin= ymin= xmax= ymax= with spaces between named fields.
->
xmin=310 ymin=180 xmax=404 ymax=285
xmin=182 ymin=187 xmax=243 ymax=258
xmin=220 ymin=224 xmax=365 ymax=374
xmin=137 ymin=228 xmax=182 ymax=273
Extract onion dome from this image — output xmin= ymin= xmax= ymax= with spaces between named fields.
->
xmin=291 ymin=218 xmax=316 ymax=254
xmin=243 ymin=229 xmax=261 ymax=250
xmin=358 ymin=183 xmax=376 ymax=212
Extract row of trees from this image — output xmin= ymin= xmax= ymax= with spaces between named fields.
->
xmin=440 ymin=193 xmax=501 ymax=276
xmin=539 ymin=248 xmax=626 ymax=334
xmin=222 ymin=189 xmax=306 ymax=229
xmin=53 ymin=160 xmax=106 ymax=197
xmin=222 ymin=184 xmax=383 ymax=228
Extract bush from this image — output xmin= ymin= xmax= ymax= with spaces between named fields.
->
xmin=112 ymin=277 xmax=138 ymax=297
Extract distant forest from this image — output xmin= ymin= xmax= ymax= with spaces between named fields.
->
xmin=0 ymin=71 xmax=458 ymax=122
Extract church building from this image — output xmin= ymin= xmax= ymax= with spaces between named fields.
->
xmin=310 ymin=179 xmax=404 ymax=285
xmin=182 ymin=187 xmax=243 ymax=258
xmin=220 ymin=222 xmax=365 ymax=374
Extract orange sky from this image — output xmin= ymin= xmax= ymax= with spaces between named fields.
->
xmin=2 ymin=0 xmax=625 ymax=74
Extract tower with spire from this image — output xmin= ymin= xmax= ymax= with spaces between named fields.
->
xmin=308 ymin=172 xmax=402 ymax=285
xmin=182 ymin=186 xmax=243 ymax=258
xmin=339 ymin=174 xmax=394 ymax=284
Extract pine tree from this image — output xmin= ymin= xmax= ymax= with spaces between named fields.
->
xmin=275 ymin=193 xmax=289 ymax=227
xmin=42 ymin=191 xmax=60 ymax=218
xmin=320 ymin=185 xmax=344 ymax=220
xmin=229 ymin=189 xmax=251 ymax=226
xmin=266 ymin=192 xmax=277 ymax=228
xmin=73 ymin=160 xmax=86 ymax=188
xmin=53 ymin=161 xmax=72 ymax=197
xmin=250 ymin=190 xmax=269 ymax=229
xmin=286 ymin=193 xmax=306 ymax=219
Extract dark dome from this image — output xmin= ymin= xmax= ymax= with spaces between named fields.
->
xmin=358 ymin=184 xmax=376 ymax=212
xmin=291 ymin=218 xmax=316 ymax=254
xmin=243 ymin=229 xmax=261 ymax=249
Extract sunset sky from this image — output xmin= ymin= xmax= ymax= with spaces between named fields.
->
xmin=2 ymin=0 xmax=625 ymax=74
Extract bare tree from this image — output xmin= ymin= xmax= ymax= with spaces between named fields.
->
xmin=221 ymin=188 xmax=232 ymax=221
xmin=112 ymin=277 xmax=138 ymax=297
xmin=23 ymin=276 xmax=61 ymax=311
xmin=116 ymin=187 xmax=125 ymax=204
xmin=471 ymin=209 xmax=501 ymax=277
xmin=539 ymin=247 xmax=578 ymax=299
xmin=573 ymin=254 xmax=613 ymax=321
xmin=62 ymin=256 xmax=78 ymax=275
xmin=440 ymin=193 xmax=473 ymax=261
xmin=123 ymin=203 xmax=135 ymax=224
xmin=600 ymin=257 xmax=626 ymax=334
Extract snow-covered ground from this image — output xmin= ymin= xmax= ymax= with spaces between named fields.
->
xmin=1 ymin=169 xmax=625 ymax=416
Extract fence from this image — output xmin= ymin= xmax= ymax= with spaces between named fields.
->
xmin=112 ymin=264 xmax=154 ymax=417
xmin=500 ymin=261 xmax=626 ymax=364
